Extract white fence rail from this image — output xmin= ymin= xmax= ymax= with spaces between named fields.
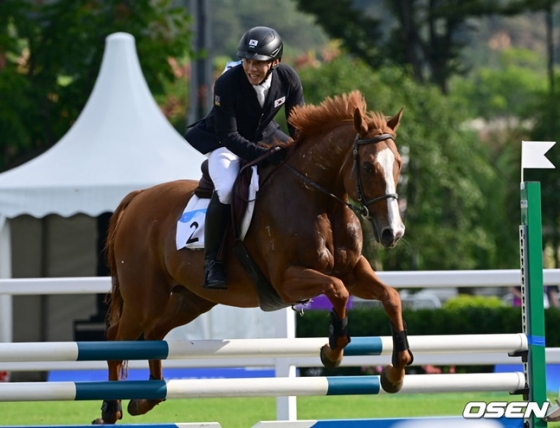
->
xmin=2 ymin=269 xmax=560 ymax=295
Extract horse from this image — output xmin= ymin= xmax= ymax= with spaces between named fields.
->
xmin=92 ymin=90 xmax=413 ymax=424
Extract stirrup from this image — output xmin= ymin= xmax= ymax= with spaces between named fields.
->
xmin=203 ymin=261 xmax=227 ymax=290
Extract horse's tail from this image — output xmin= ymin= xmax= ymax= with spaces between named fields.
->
xmin=104 ymin=189 xmax=144 ymax=329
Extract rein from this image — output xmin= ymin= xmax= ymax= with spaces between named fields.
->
xmin=285 ymin=132 xmax=398 ymax=218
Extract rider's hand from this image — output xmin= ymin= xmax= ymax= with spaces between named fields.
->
xmin=265 ymin=146 xmax=286 ymax=165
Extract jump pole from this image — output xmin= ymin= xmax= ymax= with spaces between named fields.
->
xmin=0 ymin=373 xmax=526 ymax=401
xmin=0 ymin=334 xmax=529 ymax=362
xmin=519 ymin=140 xmax=556 ymax=428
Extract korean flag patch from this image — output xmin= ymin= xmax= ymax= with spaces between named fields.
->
xmin=274 ymin=96 xmax=286 ymax=108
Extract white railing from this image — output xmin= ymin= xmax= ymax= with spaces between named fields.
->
xmin=3 ymin=269 xmax=560 ymax=295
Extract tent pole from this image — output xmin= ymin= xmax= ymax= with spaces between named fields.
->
xmin=0 ymin=216 xmax=12 ymax=343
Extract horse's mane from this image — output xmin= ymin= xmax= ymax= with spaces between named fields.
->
xmin=288 ymin=90 xmax=391 ymax=141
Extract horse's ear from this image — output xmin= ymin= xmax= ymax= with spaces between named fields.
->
xmin=387 ymin=108 xmax=404 ymax=132
xmin=353 ymin=108 xmax=368 ymax=137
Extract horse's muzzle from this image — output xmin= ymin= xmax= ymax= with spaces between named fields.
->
xmin=372 ymin=222 xmax=404 ymax=248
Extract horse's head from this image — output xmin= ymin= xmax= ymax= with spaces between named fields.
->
xmin=286 ymin=91 xmax=405 ymax=248
xmin=343 ymin=107 xmax=405 ymax=248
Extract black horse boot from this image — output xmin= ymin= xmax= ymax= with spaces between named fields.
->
xmin=202 ymin=192 xmax=230 ymax=290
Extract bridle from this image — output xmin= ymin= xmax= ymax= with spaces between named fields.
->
xmin=284 ymin=132 xmax=398 ymax=218
xmin=353 ymin=133 xmax=399 ymax=217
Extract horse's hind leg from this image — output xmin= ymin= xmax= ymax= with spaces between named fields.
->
xmin=280 ymin=266 xmax=350 ymax=368
xmin=348 ymin=256 xmax=413 ymax=393
xmin=92 ymin=308 xmax=144 ymax=425
xmin=127 ymin=287 xmax=217 ymax=417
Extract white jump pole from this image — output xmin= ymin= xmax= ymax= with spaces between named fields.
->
xmin=0 ymin=372 xmax=526 ymax=402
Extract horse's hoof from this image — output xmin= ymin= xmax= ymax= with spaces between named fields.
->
xmin=127 ymin=399 xmax=142 ymax=416
xmin=127 ymin=398 xmax=162 ymax=416
xmin=320 ymin=344 xmax=342 ymax=369
xmin=91 ymin=418 xmax=109 ymax=425
xmin=380 ymin=366 xmax=403 ymax=393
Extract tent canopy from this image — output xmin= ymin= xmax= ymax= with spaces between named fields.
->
xmin=0 ymin=32 xmax=205 ymax=218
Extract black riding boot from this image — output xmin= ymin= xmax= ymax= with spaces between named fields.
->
xmin=203 ymin=192 xmax=230 ymax=290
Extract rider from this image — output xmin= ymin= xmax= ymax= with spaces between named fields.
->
xmin=185 ymin=26 xmax=305 ymax=290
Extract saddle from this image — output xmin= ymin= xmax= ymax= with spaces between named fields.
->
xmin=193 ymin=156 xmax=293 ymax=311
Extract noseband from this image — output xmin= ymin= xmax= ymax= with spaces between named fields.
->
xmin=353 ymin=133 xmax=399 ymax=217
xmin=284 ymin=132 xmax=398 ymax=218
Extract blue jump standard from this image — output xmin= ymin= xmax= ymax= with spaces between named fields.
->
xmin=74 ymin=337 xmax=383 ymax=361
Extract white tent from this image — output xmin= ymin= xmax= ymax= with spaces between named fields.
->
xmin=0 ymin=32 xmax=205 ymax=218
xmin=0 ymin=32 xmax=206 ymax=344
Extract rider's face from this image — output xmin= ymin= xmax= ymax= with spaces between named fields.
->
xmin=242 ymin=58 xmax=277 ymax=85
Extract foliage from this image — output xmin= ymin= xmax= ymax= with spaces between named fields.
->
xmin=450 ymin=48 xmax=548 ymax=120
xmin=453 ymin=43 xmax=560 ymax=270
xmin=525 ymin=88 xmax=560 ymax=266
xmin=443 ymin=294 xmax=505 ymax=310
xmin=292 ymin=0 xmax=538 ymax=93
xmin=209 ymin=0 xmax=328 ymax=61
xmin=0 ymin=0 xmax=192 ymax=171
xmin=444 ymin=48 xmax=554 ymax=272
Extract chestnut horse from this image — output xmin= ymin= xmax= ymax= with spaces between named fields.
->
xmin=93 ymin=91 xmax=413 ymax=424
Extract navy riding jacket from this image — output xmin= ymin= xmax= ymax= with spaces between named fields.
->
xmin=185 ymin=63 xmax=304 ymax=160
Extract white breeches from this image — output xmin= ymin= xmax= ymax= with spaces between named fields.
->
xmin=207 ymin=147 xmax=240 ymax=204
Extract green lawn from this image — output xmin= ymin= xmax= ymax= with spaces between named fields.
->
xmin=1 ymin=393 xmax=559 ymax=428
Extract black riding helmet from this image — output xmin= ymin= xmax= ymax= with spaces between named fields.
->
xmin=236 ymin=26 xmax=283 ymax=63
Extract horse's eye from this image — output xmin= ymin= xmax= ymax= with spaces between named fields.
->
xmin=362 ymin=161 xmax=374 ymax=174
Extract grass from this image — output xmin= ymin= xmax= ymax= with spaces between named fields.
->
xmin=1 ymin=393 xmax=560 ymax=428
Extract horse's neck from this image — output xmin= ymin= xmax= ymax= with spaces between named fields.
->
xmin=290 ymin=127 xmax=353 ymax=192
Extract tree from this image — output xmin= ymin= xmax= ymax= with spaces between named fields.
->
xmin=449 ymin=47 xmax=548 ymax=120
xmin=526 ymin=92 xmax=560 ymax=268
xmin=209 ymin=0 xmax=328 ymax=61
xmin=0 ymin=0 xmax=192 ymax=172
xmin=292 ymin=0 xmax=547 ymax=93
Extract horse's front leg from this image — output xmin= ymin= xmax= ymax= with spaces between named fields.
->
xmin=347 ymin=256 xmax=413 ymax=393
xmin=280 ymin=266 xmax=350 ymax=368
xmin=126 ymin=359 xmax=164 ymax=417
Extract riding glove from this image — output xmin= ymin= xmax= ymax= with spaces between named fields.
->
xmin=264 ymin=146 xmax=286 ymax=165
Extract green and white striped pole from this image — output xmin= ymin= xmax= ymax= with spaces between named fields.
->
xmin=520 ymin=140 xmax=556 ymax=428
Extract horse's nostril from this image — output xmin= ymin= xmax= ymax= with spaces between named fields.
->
xmin=381 ymin=228 xmax=394 ymax=244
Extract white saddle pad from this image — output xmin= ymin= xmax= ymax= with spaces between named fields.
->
xmin=176 ymin=165 xmax=259 ymax=250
